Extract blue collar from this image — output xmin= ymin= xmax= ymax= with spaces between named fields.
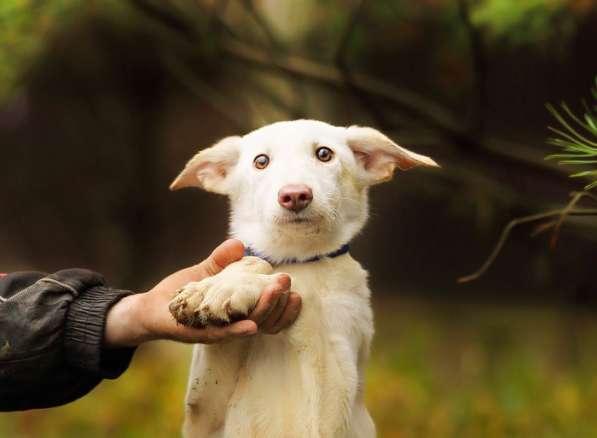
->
xmin=244 ymin=244 xmax=350 ymax=265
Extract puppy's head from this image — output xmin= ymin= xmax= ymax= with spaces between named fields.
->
xmin=171 ymin=120 xmax=438 ymax=262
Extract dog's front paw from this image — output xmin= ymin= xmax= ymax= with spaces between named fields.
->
xmin=169 ymin=256 xmax=287 ymax=327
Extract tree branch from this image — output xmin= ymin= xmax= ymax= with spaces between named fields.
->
xmin=222 ymin=38 xmax=581 ymax=183
xmin=458 ymin=193 xmax=597 ymax=283
xmin=161 ymin=52 xmax=249 ymax=131
xmin=222 ymin=38 xmax=466 ymax=135
xmin=127 ymin=0 xmax=587 ymax=190
xmin=241 ymin=0 xmax=283 ymax=50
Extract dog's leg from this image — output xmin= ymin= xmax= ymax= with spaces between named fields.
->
xmin=177 ymin=256 xmax=288 ymax=437
xmin=317 ymin=292 xmax=375 ymax=438
xmin=269 ymin=289 xmax=328 ymax=438
xmin=350 ymin=341 xmax=376 ymax=438
xmin=183 ymin=342 xmax=250 ymax=438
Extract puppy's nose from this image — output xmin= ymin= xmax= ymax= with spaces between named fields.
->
xmin=278 ymin=184 xmax=313 ymax=212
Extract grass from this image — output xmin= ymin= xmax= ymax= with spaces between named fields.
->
xmin=1 ymin=297 xmax=597 ymax=437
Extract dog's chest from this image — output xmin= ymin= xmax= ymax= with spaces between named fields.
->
xmin=269 ymin=255 xmax=371 ymax=347
xmin=188 ymin=255 xmax=374 ymax=437
xmin=224 ymin=256 xmax=371 ymax=435
xmin=272 ymin=254 xmax=369 ymax=301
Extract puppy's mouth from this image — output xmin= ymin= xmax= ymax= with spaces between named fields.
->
xmin=273 ymin=212 xmax=321 ymax=226
xmin=286 ymin=217 xmax=311 ymax=224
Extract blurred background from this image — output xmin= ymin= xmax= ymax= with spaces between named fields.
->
xmin=1 ymin=0 xmax=597 ymax=436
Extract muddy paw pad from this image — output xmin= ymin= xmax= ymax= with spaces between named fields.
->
xmin=168 ymin=256 xmax=282 ymax=327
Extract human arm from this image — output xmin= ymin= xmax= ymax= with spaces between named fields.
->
xmin=0 ymin=240 xmax=301 ymax=411
xmin=104 ymin=239 xmax=301 ymax=347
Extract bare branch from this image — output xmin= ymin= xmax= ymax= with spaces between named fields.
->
xmin=241 ymin=0 xmax=283 ymax=50
xmin=572 ymin=190 xmax=597 ymax=205
xmin=549 ymin=191 xmax=585 ymax=247
xmin=222 ymin=38 xmax=465 ymax=135
xmin=245 ymin=76 xmax=304 ymax=119
xmin=128 ymin=0 xmax=195 ymax=38
xmin=127 ymin=0 xmax=589 ymax=190
xmin=223 ymin=38 xmax=586 ymax=186
xmin=530 ymin=191 xmax=597 ymax=246
xmin=209 ymin=0 xmax=231 ymax=37
xmin=458 ymin=200 xmax=597 ymax=283
xmin=161 ymin=52 xmax=248 ymax=131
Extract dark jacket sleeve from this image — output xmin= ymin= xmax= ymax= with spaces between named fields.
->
xmin=0 ymin=269 xmax=136 ymax=411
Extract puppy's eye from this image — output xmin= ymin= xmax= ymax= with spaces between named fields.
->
xmin=316 ymin=147 xmax=334 ymax=162
xmin=253 ymin=154 xmax=270 ymax=170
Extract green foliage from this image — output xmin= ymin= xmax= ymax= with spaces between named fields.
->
xmin=0 ymin=0 xmax=140 ymax=100
xmin=0 ymin=0 xmax=593 ymax=103
xmin=0 ymin=0 xmax=80 ymax=98
xmin=471 ymin=0 xmax=582 ymax=47
xmin=2 ymin=299 xmax=597 ymax=437
xmin=546 ymin=78 xmax=597 ymax=191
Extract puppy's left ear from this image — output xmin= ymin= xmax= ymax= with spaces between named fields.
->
xmin=346 ymin=126 xmax=439 ymax=185
xmin=170 ymin=136 xmax=241 ymax=194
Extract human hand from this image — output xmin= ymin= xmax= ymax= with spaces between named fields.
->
xmin=104 ymin=239 xmax=302 ymax=347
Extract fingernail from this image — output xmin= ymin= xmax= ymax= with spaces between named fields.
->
xmin=276 ymin=273 xmax=291 ymax=287
xmin=232 ymin=321 xmax=257 ymax=336
xmin=237 ymin=327 xmax=257 ymax=337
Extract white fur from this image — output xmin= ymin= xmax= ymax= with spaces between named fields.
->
xmin=170 ymin=120 xmax=437 ymax=437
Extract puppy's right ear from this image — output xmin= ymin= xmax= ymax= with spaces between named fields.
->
xmin=346 ymin=126 xmax=439 ymax=185
xmin=170 ymin=136 xmax=241 ymax=194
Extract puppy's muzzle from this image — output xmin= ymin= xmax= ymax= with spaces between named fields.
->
xmin=278 ymin=184 xmax=313 ymax=212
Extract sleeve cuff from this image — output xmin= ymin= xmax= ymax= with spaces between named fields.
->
xmin=64 ymin=285 xmax=136 ymax=378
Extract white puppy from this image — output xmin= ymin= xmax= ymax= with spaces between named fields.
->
xmin=169 ymin=120 xmax=438 ymax=438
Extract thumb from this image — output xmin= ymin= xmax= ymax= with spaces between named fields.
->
xmin=149 ymin=239 xmax=245 ymax=298
xmin=194 ymin=239 xmax=245 ymax=278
